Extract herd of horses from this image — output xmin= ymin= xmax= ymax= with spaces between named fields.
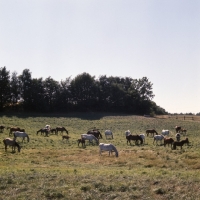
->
xmin=1 ymin=124 xmax=189 ymax=156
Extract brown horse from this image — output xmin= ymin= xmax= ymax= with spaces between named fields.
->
xmin=126 ymin=134 xmax=143 ymax=145
xmin=175 ymin=126 xmax=182 ymax=133
xmin=164 ymin=137 xmax=174 ymax=147
xmin=172 ymin=138 xmax=189 ymax=150
xmin=146 ymin=129 xmax=158 ymax=137
xmin=62 ymin=135 xmax=70 ymax=141
xmin=56 ymin=127 xmax=68 ymax=135
xmin=3 ymin=138 xmax=21 ymax=152
xmin=36 ymin=128 xmax=49 ymax=137
xmin=77 ymin=138 xmax=86 ymax=147
xmin=8 ymin=127 xmax=21 ymax=136
xmin=87 ymin=130 xmax=102 ymax=139
xmin=50 ymin=128 xmax=57 ymax=134
xmin=180 ymin=129 xmax=187 ymax=135
xmin=0 ymin=125 xmax=5 ymax=132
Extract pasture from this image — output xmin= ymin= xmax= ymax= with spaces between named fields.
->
xmin=0 ymin=113 xmax=200 ymax=200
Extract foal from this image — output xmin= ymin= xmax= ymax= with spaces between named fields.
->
xmin=164 ymin=137 xmax=174 ymax=147
xmin=77 ymin=138 xmax=86 ymax=147
xmin=62 ymin=135 xmax=70 ymax=141
xmin=3 ymin=138 xmax=21 ymax=152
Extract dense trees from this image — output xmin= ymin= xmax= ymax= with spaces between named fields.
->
xmin=0 ymin=66 xmax=167 ymax=114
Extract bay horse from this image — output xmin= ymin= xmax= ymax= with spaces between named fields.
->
xmin=126 ymin=134 xmax=143 ymax=145
xmin=99 ymin=143 xmax=118 ymax=157
xmin=14 ymin=131 xmax=30 ymax=142
xmin=172 ymin=138 xmax=189 ymax=150
xmin=87 ymin=130 xmax=102 ymax=139
xmin=105 ymin=130 xmax=113 ymax=139
xmin=77 ymin=138 xmax=86 ymax=147
xmin=50 ymin=128 xmax=57 ymax=134
xmin=175 ymin=126 xmax=181 ymax=133
xmin=56 ymin=127 xmax=68 ymax=135
xmin=36 ymin=128 xmax=49 ymax=136
xmin=180 ymin=129 xmax=187 ymax=135
xmin=7 ymin=127 xmax=21 ymax=136
xmin=3 ymin=138 xmax=21 ymax=152
xmin=164 ymin=137 xmax=174 ymax=147
xmin=146 ymin=129 xmax=158 ymax=137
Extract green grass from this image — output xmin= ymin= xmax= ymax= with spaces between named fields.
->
xmin=0 ymin=112 xmax=200 ymax=199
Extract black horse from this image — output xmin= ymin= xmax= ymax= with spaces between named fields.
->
xmin=126 ymin=134 xmax=143 ymax=145
xmin=87 ymin=130 xmax=102 ymax=139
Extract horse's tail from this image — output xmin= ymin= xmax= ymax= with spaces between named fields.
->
xmin=27 ymin=135 xmax=30 ymax=142
xmin=111 ymin=144 xmax=118 ymax=157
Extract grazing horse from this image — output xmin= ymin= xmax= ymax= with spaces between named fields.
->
xmin=56 ymin=127 xmax=68 ymax=135
xmin=146 ymin=129 xmax=158 ymax=137
xmin=153 ymin=135 xmax=164 ymax=145
xmin=161 ymin=130 xmax=170 ymax=136
xmin=87 ymin=130 xmax=102 ymax=139
xmin=13 ymin=131 xmax=30 ymax=142
xmin=36 ymin=128 xmax=49 ymax=136
xmin=62 ymin=135 xmax=70 ymax=141
xmin=164 ymin=137 xmax=174 ymax=147
xmin=50 ymin=128 xmax=57 ymax=134
xmin=172 ymin=138 xmax=189 ymax=150
xmin=0 ymin=125 xmax=5 ymax=132
xmin=81 ymin=134 xmax=99 ymax=145
xmin=77 ymin=138 xmax=86 ymax=147
xmin=99 ymin=143 xmax=118 ymax=157
xmin=3 ymin=138 xmax=21 ymax=152
xmin=126 ymin=134 xmax=143 ymax=145
xmin=105 ymin=130 xmax=113 ymax=139
xmin=175 ymin=126 xmax=181 ymax=133
xmin=8 ymin=127 xmax=21 ymax=136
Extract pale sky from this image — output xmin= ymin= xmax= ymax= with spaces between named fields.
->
xmin=0 ymin=0 xmax=200 ymax=114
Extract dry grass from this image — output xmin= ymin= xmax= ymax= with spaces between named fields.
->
xmin=0 ymin=113 xmax=200 ymax=199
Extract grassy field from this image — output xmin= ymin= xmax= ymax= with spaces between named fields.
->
xmin=0 ymin=112 xmax=200 ymax=200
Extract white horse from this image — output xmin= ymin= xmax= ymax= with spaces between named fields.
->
xmin=125 ymin=130 xmax=131 ymax=136
xmin=153 ymin=135 xmax=164 ymax=145
xmin=161 ymin=130 xmax=170 ymax=136
xmin=13 ymin=131 xmax=30 ymax=142
xmin=139 ymin=134 xmax=145 ymax=144
xmin=99 ymin=143 xmax=118 ymax=157
xmin=105 ymin=130 xmax=113 ymax=139
xmin=81 ymin=134 xmax=99 ymax=145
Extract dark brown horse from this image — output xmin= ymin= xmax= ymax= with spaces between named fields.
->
xmin=8 ymin=127 xmax=25 ymax=136
xmin=36 ymin=128 xmax=49 ymax=137
xmin=172 ymin=138 xmax=189 ymax=150
xmin=3 ymin=138 xmax=21 ymax=152
xmin=0 ymin=125 xmax=5 ymax=132
xmin=126 ymin=134 xmax=143 ymax=145
xmin=77 ymin=138 xmax=86 ymax=147
xmin=56 ymin=127 xmax=68 ymax=135
xmin=87 ymin=130 xmax=102 ymax=139
xmin=146 ymin=129 xmax=158 ymax=137
xmin=50 ymin=128 xmax=57 ymax=134
xmin=164 ymin=137 xmax=174 ymax=147
xmin=175 ymin=126 xmax=182 ymax=133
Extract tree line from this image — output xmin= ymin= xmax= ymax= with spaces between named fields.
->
xmin=0 ymin=66 xmax=167 ymax=115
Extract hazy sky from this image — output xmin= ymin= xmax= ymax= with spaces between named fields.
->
xmin=0 ymin=0 xmax=200 ymax=114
